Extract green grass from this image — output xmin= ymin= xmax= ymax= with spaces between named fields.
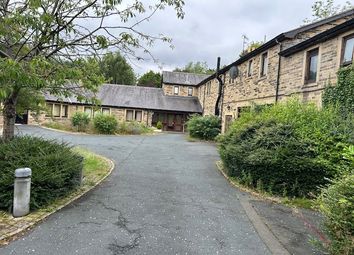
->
xmin=73 ymin=147 xmax=111 ymax=183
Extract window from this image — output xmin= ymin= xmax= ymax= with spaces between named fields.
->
xmin=188 ymin=87 xmax=193 ymax=96
xmin=237 ymin=106 xmax=251 ymax=118
xmin=135 ymin=111 xmax=142 ymax=122
xmin=305 ymin=48 xmax=319 ymax=84
xmin=84 ymin=107 xmax=93 ymax=117
xmin=207 ymin=82 xmax=211 ymax=95
xmin=102 ymin=108 xmax=110 ymax=115
xmin=260 ymin=52 xmax=268 ymax=77
xmin=342 ymin=34 xmax=354 ymax=66
xmin=174 ymin=86 xmax=179 ymax=95
xmin=62 ymin=105 xmax=68 ymax=118
xmin=53 ymin=104 xmax=61 ymax=117
xmin=126 ymin=110 xmax=134 ymax=121
xmin=46 ymin=103 xmax=53 ymax=117
xmin=248 ymin=60 xmax=253 ymax=77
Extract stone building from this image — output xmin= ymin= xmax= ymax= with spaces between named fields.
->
xmin=31 ymin=83 xmax=202 ymax=132
xmin=2 ymin=10 xmax=354 ymax=134
xmin=197 ymin=9 xmax=354 ymax=133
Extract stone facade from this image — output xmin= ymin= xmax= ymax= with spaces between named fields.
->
xmin=162 ymin=83 xmax=198 ymax=97
xmin=197 ymin=15 xmax=354 ymax=133
xmin=30 ymin=103 xmax=153 ymax=127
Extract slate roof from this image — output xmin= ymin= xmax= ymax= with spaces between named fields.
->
xmin=162 ymin=71 xmax=210 ymax=86
xmin=280 ymin=17 xmax=354 ymax=57
xmin=197 ymin=8 xmax=354 ymax=85
xmin=45 ymin=84 xmax=202 ymax=113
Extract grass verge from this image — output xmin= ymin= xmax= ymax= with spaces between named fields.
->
xmin=0 ymin=147 xmax=113 ymax=246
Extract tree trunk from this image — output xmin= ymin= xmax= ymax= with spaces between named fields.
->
xmin=3 ymin=90 xmax=20 ymax=141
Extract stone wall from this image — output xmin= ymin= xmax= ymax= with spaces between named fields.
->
xmin=162 ymin=83 xmax=198 ymax=97
xmin=30 ymin=103 xmax=153 ymax=127
xmin=198 ymin=16 xmax=354 ymax=133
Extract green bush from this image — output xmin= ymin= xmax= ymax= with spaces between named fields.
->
xmin=187 ymin=115 xmax=221 ymax=140
xmin=156 ymin=121 xmax=163 ymax=130
xmin=93 ymin=114 xmax=118 ymax=134
xmin=117 ymin=121 xmax=152 ymax=135
xmin=0 ymin=136 xmax=83 ymax=211
xmin=219 ymin=99 xmax=353 ymax=197
xmin=323 ymin=66 xmax=354 ymax=116
xmin=317 ymin=146 xmax=353 ymax=255
xmin=71 ymin=112 xmax=90 ymax=132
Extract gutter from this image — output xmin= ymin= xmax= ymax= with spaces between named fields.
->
xmin=215 ymin=57 xmax=223 ymax=116
xmin=275 ymin=40 xmax=283 ymax=103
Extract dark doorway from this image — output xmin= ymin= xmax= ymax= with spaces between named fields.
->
xmin=152 ymin=111 xmax=188 ymax=132
xmin=15 ymin=111 xmax=29 ymax=124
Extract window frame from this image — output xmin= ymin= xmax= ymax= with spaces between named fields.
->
xmin=135 ymin=110 xmax=142 ymax=122
xmin=247 ymin=60 xmax=253 ymax=77
xmin=61 ymin=104 xmax=68 ymax=118
xmin=84 ymin=106 xmax=93 ymax=118
xmin=174 ymin=86 xmax=179 ymax=95
xmin=101 ymin=107 xmax=110 ymax=115
xmin=46 ymin=103 xmax=53 ymax=117
xmin=188 ymin=87 xmax=193 ymax=96
xmin=53 ymin=104 xmax=61 ymax=117
xmin=126 ymin=109 xmax=134 ymax=121
xmin=260 ymin=52 xmax=268 ymax=77
xmin=341 ymin=34 xmax=354 ymax=67
xmin=305 ymin=48 xmax=319 ymax=84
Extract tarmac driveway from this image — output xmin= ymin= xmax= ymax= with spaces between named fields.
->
xmin=0 ymin=125 xmax=270 ymax=255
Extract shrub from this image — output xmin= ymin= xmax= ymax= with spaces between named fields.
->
xmin=323 ymin=66 xmax=354 ymax=116
xmin=187 ymin=115 xmax=221 ymax=140
xmin=156 ymin=121 xmax=163 ymax=130
xmin=71 ymin=112 xmax=90 ymax=132
xmin=0 ymin=136 xmax=83 ymax=210
xmin=93 ymin=114 xmax=117 ymax=134
xmin=316 ymin=146 xmax=353 ymax=255
xmin=117 ymin=121 xmax=152 ymax=135
xmin=219 ymin=99 xmax=353 ymax=197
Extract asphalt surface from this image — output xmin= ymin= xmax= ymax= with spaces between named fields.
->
xmin=0 ymin=126 xmax=271 ymax=255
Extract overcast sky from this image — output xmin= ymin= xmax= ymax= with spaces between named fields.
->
xmin=127 ymin=0 xmax=350 ymax=75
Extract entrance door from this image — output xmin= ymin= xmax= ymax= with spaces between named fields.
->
xmin=174 ymin=114 xmax=183 ymax=132
xmin=225 ymin=115 xmax=233 ymax=133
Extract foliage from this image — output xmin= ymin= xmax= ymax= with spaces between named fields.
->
xmin=174 ymin=61 xmax=214 ymax=75
xmin=317 ymin=169 xmax=354 ymax=255
xmin=304 ymin=0 xmax=353 ymax=23
xmin=71 ymin=112 xmax=90 ymax=132
xmin=117 ymin=121 xmax=153 ymax=135
xmin=99 ymin=52 xmax=136 ymax=85
xmin=93 ymin=114 xmax=118 ymax=134
xmin=137 ymin=71 xmax=162 ymax=87
xmin=187 ymin=115 xmax=221 ymax=140
xmin=0 ymin=136 xmax=83 ymax=210
xmin=323 ymin=66 xmax=354 ymax=116
xmin=219 ymin=99 xmax=353 ymax=197
xmin=240 ymin=41 xmax=264 ymax=57
xmin=16 ymin=89 xmax=46 ymax=116
xmin=156 ymin=121 xmax=163 ymax=129
xmin=0 ymin=0 xmax=185 ymax=139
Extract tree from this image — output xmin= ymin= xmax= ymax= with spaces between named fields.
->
xmin=239 ymin=41 xmax=264 ymax=57
xmin=304 ymin=0 xmax=353 ymax=23
xmin=0 ymin=0 xmax=185 ymax=140
xmin=99 ymin=52 xmax=136 ymax=85
xmin=137 ymin=71 xmax=161 ymax=87
xmin=174 ymin=61 xmax=214 ymax=74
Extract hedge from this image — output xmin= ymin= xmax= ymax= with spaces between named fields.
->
xmin=93 ymin=114 xmax=118 ymax=134
xmin=219 ymin=99 xmax=353 ymax=197
xmin=0 ymin=136 xmax=83 ymax=210
xmin=187 ymin=115 xmax=221 ymax=140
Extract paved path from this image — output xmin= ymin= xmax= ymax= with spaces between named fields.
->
xmin=1 ymin=126 xmax=271 ymax=255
